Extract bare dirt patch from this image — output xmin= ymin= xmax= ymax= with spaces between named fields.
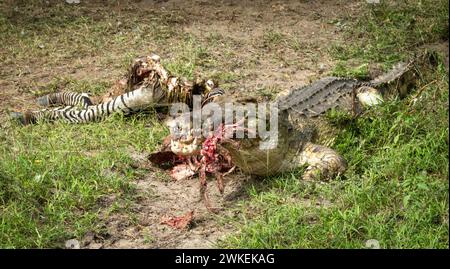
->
xmin=1 ymin=0 xmax=356 ymax=116
xmin=147 ymin=0 xmax=359 ymax=95
xmin=83 ymin=170 xmax=254 ymax=249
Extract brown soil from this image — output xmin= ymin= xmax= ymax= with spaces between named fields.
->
xmin=7 ymin=0 xmax=447 ymax=249
xmin=83 ymin=168 xmax=255 ymax=249
xmin=0 ymin=0 xmax=358 ymax=118
xmin=77 ymin=0 xmax=354 ymax=248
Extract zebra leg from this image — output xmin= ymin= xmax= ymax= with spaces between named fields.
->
xmin=10 ymin=106 xmax=75 ymax=125
xmin=36 ymin=92 xmax=93 ymax=109
xmin=12 ymin=81 xmax=164 ymax=125
xmin=12 ymin=105 xmax=103 ymax=125
xmin=298 ymin=142 xmax=347 ymax=181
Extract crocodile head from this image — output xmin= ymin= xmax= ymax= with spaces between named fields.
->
xmin=165 ymin=93 xmax=302 ymax=176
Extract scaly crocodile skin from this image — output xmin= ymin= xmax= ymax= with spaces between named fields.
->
xmin=168 ymin=51 xmax=437 ymax=180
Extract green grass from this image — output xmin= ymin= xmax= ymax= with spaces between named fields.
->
xmin=0 ymin=113 xmax=167 ymax=248
xmin=330 ymin=0 xmax=449 ymax=78
xmin=163 ymin=35 xmax=211 ymax=79
xmin=0 ymin=1 xmax=205 ymax=248
xmin=0 ymin=0 xmax=448 ymax=249
xmin=220 ymin=0 xmax=449 ymax=248
xmin=220 ymin=62 xmax=449 ymax=249
xmin=27 ymin=77 xmax=113 ymax=97
xmin=0 ymin=0 xmax=181 ymax=72
xmin=262 ymin=30 xmax=285 ymax=47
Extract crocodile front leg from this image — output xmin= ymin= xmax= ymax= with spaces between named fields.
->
xmin=298 ymin=142 xmax=347 ymax=181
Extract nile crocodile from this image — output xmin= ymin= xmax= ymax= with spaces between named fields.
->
xmin=163 ymin=51 xmax=437 ymax=184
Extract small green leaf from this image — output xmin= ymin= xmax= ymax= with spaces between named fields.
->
xmin=403 ymin=195 xmax=411 ymax=208
xmin=393 ymin=134 xmax=400 ymax=144
xmin=417 ymin=183 xmax=429 ymax=191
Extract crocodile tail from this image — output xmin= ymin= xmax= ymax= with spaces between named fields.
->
xmin=368 ymin=61 xmax=411 ymax=87
xmin=369 ymin=50 xmax=438 ymax=87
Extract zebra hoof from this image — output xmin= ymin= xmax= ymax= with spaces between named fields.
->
xmin=10 ymin=112 xmax=26 ymax=125
xmin=36 ymin=96 xmax=49 ymax=106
